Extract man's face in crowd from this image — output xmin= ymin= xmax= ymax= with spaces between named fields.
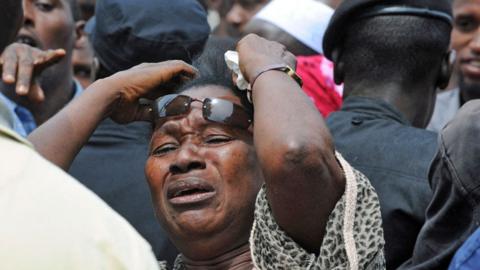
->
xmin=19 ymin=0 xmax=76 ymax=54
xmin=452 ymin=0 xmax=480 ymax=99
xmin=17 ymin=0 xmax=78 ymax=91
xmin=225 ymin=0 xmax=269 ymax=35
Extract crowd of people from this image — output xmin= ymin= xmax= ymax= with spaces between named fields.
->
xmin=1 ymin=0 xmax=480 ymax=269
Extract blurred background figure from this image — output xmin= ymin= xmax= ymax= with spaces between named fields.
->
xmin=206 ymin=0 xmax=342 ymax=38
xmin=428 ymin=0 xmax=480 ymax=131
xmin=224 ymin=0 xmax=269 ymax=37
xmin=72 ymin=28 xmax=94 ymax=89
xmin=72 ymin=0 xmax=95 ymax=89
xmin=324 ymin=0 xmax=453 ymax=268
xmin=69 ymin=0 xmax=210 ymax=264
xmin=203 ymin=0 xmax=240 ymax=37
xmin=244 ymin=0 xmax=342 ymax=117
xmin=0 ymin=0 xmax=85 ymax=136
xmin=78 ymin=0 xmax=96 ymax=20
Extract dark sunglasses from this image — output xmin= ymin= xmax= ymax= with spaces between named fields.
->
xmin=154 ymin=94 xmax=253 ymax=129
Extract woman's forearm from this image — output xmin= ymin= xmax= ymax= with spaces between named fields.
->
xmin=27 ymin=61 xmax=197 ymax=171
xmin=27 ymin=79 xmax=118 ymax=171
xmin=252 ymin=69 xmax=345 ymax=253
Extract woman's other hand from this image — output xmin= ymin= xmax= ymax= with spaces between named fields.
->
xmin=27 ymin=60 xmax=197 ymax=170
xmin=236 ymin=34 xmax=296 ymax=83
xmin=95 ymin=60 xmax=198 ymax=124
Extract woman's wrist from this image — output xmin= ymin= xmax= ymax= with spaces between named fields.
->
xmin=83 ymin=77 xmax=124 ymax=119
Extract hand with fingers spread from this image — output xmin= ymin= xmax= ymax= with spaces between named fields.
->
xmin=98 ymin=60 xmax=198 ymax=124
xmin=0 ymin=43 xmax=65 ymax=103
xmin=28 ymin=60 xmax=197 ymax=170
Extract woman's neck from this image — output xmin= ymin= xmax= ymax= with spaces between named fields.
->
xmin=182 ymin=243 xmax=253 ymax=270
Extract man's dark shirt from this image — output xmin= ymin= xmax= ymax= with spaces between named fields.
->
xmin=400 ymin=101 xmax=480 ymax=270
xmin=69 ymin=119 xmax=178 ymax=264
xmin=327 ymin=96 xmax=436 ymax=269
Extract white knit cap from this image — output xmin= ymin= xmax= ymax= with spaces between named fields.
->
xmin=254 ymin=0 xmax=334 ymax=54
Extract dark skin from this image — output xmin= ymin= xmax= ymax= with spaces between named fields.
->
xmin=0 ymin=0 xmax=84 ymax=126
xmin=334 ymin=49 xmax=452 ymax=129
xmin=28 ymin=34 xmax=345 ymax=267
xmin=147 ymin=86 xmax=264 ymax=264
xmin=452 ymin=0 xmax=480 ymax=102
xmin=225 ymin=0 xmax=270 ymax=35
xmin=72 ymin=21 xmax=94 ymax=89
xmin=28 ymin=60 xmax=198 ymax=169
xmin=243 ymin=19 xmax=317 ymax=56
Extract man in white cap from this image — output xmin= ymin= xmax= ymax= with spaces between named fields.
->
xmin=244 ymin=0 xmax=343 ymax=117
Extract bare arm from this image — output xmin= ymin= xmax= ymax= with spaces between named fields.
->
xmin=237 ymin=34 xmax=345 ymax=253
xmin=27 ymin=61 xmax=197 ymax=170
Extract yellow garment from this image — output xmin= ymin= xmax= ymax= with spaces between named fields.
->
xmin=0 ymin=125 xmax=159 ymax=269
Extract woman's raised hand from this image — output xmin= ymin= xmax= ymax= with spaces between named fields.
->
xmin=96 ymin=60 xmax=198 ymax=124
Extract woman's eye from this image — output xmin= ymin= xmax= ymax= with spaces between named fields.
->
xmin=152 ymin=144 xmax=178 ymax=156
xmin=35 ymin=1 xmax=54 ymax=12
xmin=205 ymin=135 xmax=232 ymax=145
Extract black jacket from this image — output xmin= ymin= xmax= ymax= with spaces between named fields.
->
xmin=69 ymin=119 xmax=178 ymax=264
xmin=400 ymin=100 xmax=480 ymax=270
xmin=327 ymin=96 xmax=436 ymax=269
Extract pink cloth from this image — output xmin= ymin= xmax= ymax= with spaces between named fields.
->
xmin=296 ymin=55 xmax=343 ymax=117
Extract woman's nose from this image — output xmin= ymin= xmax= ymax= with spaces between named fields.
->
xmin=169 ymin=143 xmax=206 ymax=174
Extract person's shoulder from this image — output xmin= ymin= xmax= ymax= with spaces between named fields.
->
xmin=0 ymin=137 xmax=159 ymax=269
xmin=0 ymin=94 xmax=30 ymax=144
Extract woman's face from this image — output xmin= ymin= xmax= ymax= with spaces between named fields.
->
xmin=145 ymin=85 xmax=263 ymax=253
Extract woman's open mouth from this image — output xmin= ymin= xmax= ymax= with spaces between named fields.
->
xmin=167 ymin=178 xmax=216 ymax=206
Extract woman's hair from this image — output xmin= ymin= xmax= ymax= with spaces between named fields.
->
xmin=178 ymin=36 xmax=253 ymax=112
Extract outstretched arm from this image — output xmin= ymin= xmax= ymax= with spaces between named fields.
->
xmin=237 ymin=34 xmax=345 ymax=253
xmin=28 ymin=61 xmax=197 ymax=170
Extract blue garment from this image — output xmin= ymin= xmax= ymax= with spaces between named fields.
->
xmin=0 ymin=81 xmax=83 ymax=136
xmin=449 ymin=228 xmax=480 ymax=270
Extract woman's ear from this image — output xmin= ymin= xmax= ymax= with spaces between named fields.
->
xmin=437 ymin=50 xmax=455 ymax=90
xmin=333 ymin=49 xmax=345 ymax=85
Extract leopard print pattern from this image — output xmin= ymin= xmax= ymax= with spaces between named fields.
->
xmin=250 ymin=160 xmax=385 ymax=270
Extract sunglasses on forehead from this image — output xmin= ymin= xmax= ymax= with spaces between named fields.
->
xmin=154 ymin=94 xmax=253 ymax=129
